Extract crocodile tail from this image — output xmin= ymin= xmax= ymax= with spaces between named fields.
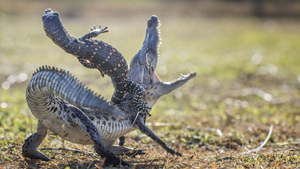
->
xmin=26 ymin=65 xmax=124 ymax=117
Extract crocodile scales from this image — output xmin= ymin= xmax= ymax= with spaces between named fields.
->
xmin=22 ymin=13 xmax=197 ymax=167
xmin=42 ymin=8 xmax=149 ymax=115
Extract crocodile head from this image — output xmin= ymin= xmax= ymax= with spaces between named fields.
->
xmin=129 ymin=15 xmax=196 ymax=108
xmin=129 ymin=15 xmax=160 ymax=85
xmin=42 ymin=8 xmax=70 ymax=45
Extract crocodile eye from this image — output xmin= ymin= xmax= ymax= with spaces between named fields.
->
xmin=147 ymin=20 xmax=152 ymax=27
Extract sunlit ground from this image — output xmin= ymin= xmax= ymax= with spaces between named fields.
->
xmin=0 ymin=0 xmax=300 ymax=168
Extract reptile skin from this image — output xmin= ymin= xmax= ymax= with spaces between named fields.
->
xmin=42 ymin=8 xmax=148 ymax=114
xmin=22 ymin=14 xmax=197 ymax=167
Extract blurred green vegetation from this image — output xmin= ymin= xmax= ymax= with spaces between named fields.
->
xmin=0 ymin=0 xmax=300 ymax=168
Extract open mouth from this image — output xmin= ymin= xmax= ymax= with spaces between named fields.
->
xmin=152 ymin=72 xmax=161 ymax=83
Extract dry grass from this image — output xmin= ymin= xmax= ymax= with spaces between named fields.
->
xmin=0 ymin=0 xmax=300 ymax=168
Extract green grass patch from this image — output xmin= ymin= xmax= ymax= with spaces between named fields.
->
xmin=0 ymin=0 xmax=300 ymax=168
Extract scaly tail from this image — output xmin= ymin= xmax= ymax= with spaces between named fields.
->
xmin=26 ymin=65 xmax=124 ymax=117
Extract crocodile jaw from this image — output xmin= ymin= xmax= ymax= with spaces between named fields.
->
xmin=129 ymin=16 xmax=160 ymax=85
xmin=129 ymin=15 xmax=196 ymax=108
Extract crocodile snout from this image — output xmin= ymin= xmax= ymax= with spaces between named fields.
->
xmin=150 ymin=15 xmax=158 ymax=21
xmin=147 ymin=15 xmax=159 ymax=28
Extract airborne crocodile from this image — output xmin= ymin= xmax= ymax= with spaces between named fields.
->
xmin=22 ymin=13 xmax=197 ymax=167
xmin=42 ymin=8 xmax=149 ymax=115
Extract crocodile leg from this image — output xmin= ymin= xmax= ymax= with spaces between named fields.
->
xmin=22 ymin=120 xmax=50 ymax=161
xmin=78 ymin=58 xmax=97 ymax=69
xmin=80 ymin=25 xmax=109 ymax=40
xmin=68 ymin=106 xmax=129 ymax=166
xmin=136 ymin=116 xmax=182 ymax=156
xmin=103 ymin=138 xmax=146 ymax=156
xmin=77 ymin=58 xmax=106 ymax=77
xmin=109 ymin=146 xmax=146 ymax=156
xmin=119 ymin=136 xmax=125 ymax=146
xmin=101 ymin=137 xmax=146 ymax=157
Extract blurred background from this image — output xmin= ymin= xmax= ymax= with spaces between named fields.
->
xmin=0 ymin=0 xmax=300 ymax=167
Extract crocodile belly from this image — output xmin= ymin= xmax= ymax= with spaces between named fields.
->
xmin=41 ymin=118 xmax=136 ymax=145
xmin=41 ymin=119 xmax=94 ymax=145
xmin=94 ymin=119 xmax=136 ymax=141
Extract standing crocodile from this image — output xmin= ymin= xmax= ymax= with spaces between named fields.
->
xmin=22 ymin=14 xmax=197 ymax=167
xmin=42 ymin=8 xmax=148 ymax=115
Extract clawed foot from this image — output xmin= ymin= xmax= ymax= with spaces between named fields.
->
xmin=90 ymin=24 xmax=109 ymax=34
xmin=104 ymin=157 xmax=129 ymax=167
xmin=22 ymin=148 xmax=51 ymax=161
xmin=109 ymin=145 xmax=146 ymax=157
xmin=81 ymin=24 xmax=109 ymax=40
xmin=124 ymin=148 xmax=146 ymax=157
xmin=167 ymin=148 xmax=182 ymax=156
xmin=142 ymin=107 xmax=152 ymax=117
xmin=78 ymin=57 xmax=96 ymax=68
xmin=145 ymin=106 xmax=152 ymax=116
xmin=133 ymin=102 xmax=152 ymax=116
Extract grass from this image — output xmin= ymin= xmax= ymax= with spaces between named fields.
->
xmin=0 ymin=0 xmax=300 ymax=168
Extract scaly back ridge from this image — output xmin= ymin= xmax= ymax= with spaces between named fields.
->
xmin=27 ymin=65 xmax=124 ymax=117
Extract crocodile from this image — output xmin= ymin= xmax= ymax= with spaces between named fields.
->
xmin=22 ymin=14 xmax=197 ymax=167
xmin=42 ymin=8 xmax=149 ymax=115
